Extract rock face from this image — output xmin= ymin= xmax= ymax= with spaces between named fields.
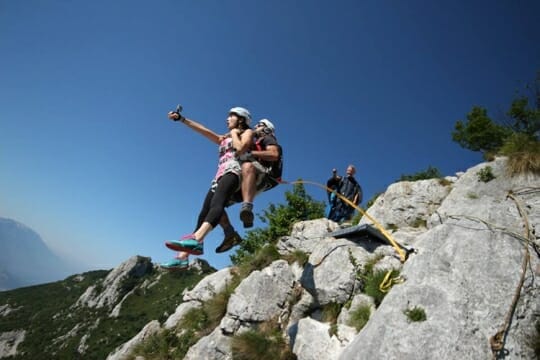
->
xmin=108 ymin=157 xmax=540 ymax=360
xmin=339 ymin=158 xmax=539 ymax=360
xmin=76 ymin=256 xmax=153 ymax=310
xmin=106 ymin=321 xmax=161 ymax=360
xmin=0 ymin=330 xmax=25 ymax=358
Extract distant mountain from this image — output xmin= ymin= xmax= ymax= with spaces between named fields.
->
xmin=0 ymin=217 xmax=76 ymax=290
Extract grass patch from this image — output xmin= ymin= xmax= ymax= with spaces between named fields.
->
xmin=284 ymin=250 xmax=309 ymax=266
xmin=507 ymin=150 xmax=540 ymax=175
xmin=130 ymin=274 xmax=241 ymax=360
xmin=363 ymin=269 xmax=400 ymax=307
xmin=360 ymin=255 xmax=384 ymax=277
xmin=128 ymin=328 xmax=188 ymax=360
xmin=347 ymin=304 xmax=371 ymax=331
xmin=202 ymin=280 xmax=239 ymax=333
xmin=477 ymin=166 xmax=495 ymax=183
xmin=404 ymin=306 xmax=427 ymax=322
xmin=352 ymin=255 xmax=399 ymax=307
xmin=411 ymin=218 xmax=427 ymax=228
xmin=231 ymin=320 xmax=296 ymax=360
xmin=438 ymin=178 xmax=453 ymax=186
xmin=328 ymin=323 xmax=338 ymax=337
xmin=237 ymin=244 xmax=281 ymax=279
xmin=499 ymin=133 xmax=540 ymax=175
xmin=467 ymin=192 xmax=479 ymax=199
xmin=321 ymin=302 xmax=342 ymax=324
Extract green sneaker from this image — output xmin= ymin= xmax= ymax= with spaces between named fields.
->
xmin=160 ymin=258 xmax=188 ymax=270
xmin=215 ymin=231 xmax=242 ymax=253
xmin=165 ymin=237 xmax=204 ymax=255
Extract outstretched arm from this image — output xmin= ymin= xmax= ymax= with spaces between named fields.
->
xmin=168 ymin=112 xmax=221 ymax=145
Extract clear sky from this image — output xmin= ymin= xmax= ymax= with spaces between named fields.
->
xmin=1 ymin=0 xmax=539 ymax=274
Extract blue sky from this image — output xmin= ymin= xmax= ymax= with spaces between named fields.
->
xmin=1 ymin=0 xmax=539 ymax=274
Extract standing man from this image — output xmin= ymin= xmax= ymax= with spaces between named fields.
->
xmin=325 ymin=168 xmax=341 ymax=218
xmin=327 ymin=165 xmax=362 ymax=223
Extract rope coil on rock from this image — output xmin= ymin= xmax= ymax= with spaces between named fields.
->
xmin=379 ymin=270 xmax=405 ymax=293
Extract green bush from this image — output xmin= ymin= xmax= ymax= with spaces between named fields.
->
xmin=477 ymin=166 xmax=495 ymax=183
xmin=452 ymin=74 xmax=540 ymax=173
xmin=0 ymin=268 xmax=209 ymax=359
xmin=399 ymin=166 xmax=442 ymax=182
xmin=452 ymin=106 xmax=511 ymax=158
xmin=231 ymin=182 xmax=324 ymax=266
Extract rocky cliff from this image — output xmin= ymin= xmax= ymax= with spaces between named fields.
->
xmin=2 ymin=158 xmax=536 ymax=359
xmin=106 ymin=157 xmax=540 ymax=360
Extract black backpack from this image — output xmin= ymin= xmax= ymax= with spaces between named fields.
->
xmin=255 ymin=137 xmax=283 ymax=188
xmin=270 ymin=144 xmax=283 ymax=181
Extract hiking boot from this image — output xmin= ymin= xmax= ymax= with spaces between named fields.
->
xmin=240 ymin=204 xmax=254 ymax=228
xmin=215 ymin=232 xmax=242 ymax=253
xmin=165 ymin=235 xmax=204 ymax=255
xmin=160 ymin=258 xmax=189 ymax=271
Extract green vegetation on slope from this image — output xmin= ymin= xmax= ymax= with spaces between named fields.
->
xmin=0 ymin=267 xmax=209 ymax=359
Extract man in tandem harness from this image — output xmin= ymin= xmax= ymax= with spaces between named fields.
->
xmin=237 ymin=118 xmax=282 ymax=228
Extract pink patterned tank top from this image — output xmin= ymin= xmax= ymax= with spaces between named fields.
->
xmin=214 ymin=135 xmax=241 ymax=181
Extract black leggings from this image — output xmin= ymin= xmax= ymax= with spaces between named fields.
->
xmin=195 ymin=172 xmax=240 ymax=229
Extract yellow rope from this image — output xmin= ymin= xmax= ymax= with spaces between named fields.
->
xmin=280 ymin=179 xmax=409 ymax=263
xmin=379 ymin=270 xmax=405 ymax=293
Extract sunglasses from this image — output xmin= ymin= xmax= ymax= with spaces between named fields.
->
xmin=255 ymin=122 xmax=266 ymax=128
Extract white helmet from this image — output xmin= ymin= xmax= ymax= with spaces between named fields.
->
xmin=258 ymin=118 xmax=275 ymax=132
xmin=229 ymin=107 xmax=252 ymax=125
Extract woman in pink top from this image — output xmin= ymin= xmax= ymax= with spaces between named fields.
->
xmin=162 ymin=107 xmax=254 ymax=269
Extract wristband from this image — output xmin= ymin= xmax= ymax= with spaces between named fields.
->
xmin=173 ymin=112 xmax=185 ymax=122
